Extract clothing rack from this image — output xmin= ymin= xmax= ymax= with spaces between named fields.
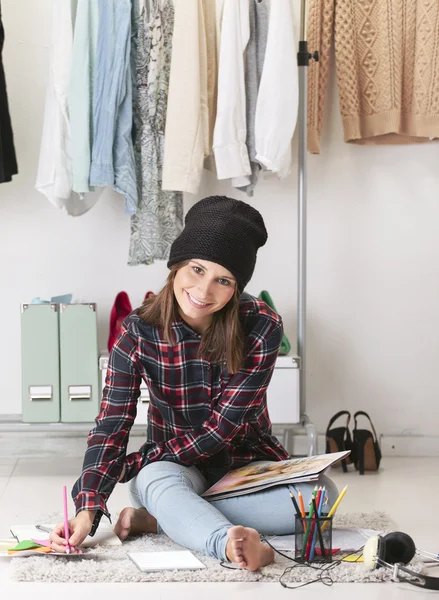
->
xmin=294 ymin=0 xmax=319 ymax=456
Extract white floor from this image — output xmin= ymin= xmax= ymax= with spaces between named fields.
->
xmin=0 ymin=456 xmax=438 ymax=598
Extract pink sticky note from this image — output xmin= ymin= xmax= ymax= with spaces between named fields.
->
xmin=31 ymin=538 xmax=52 ymax=548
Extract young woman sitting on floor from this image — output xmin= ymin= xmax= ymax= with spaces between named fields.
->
xmin=50 ymin=196 xmax=338 ymax=571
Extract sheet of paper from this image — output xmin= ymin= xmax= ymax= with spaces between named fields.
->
xmin=3 ymin=549 xmax=90 ymax=558
xmin=267 ymin=528 xmax=379 ymax=552
xmin=127 ymin=551 xmax=206 ymax=572
xmin=0 ymin=539 xmax=16 ymax=552
xmin=81 ymin=523 xmax=122 ymax=547
xmin=10 ymin=522 xmax=121 ymax=548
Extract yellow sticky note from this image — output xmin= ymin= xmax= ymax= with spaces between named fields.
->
xmin=342 ymin=554 xmax=364 ymax=563
xmin=8 ymin=546 xmax=53 ymax=555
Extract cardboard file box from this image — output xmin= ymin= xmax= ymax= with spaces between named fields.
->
xmin=21 ymin=303 xmax=61 ymax=423
xmin=59 ymin=303 xmax=100 ymax=423
xmin=267 ymin=355 xmax=300 ymax=424
xmin=99 ymin=353 xmax=150 ymax=425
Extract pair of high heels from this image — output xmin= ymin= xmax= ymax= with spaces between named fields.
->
xmin=108 ymin=290 xmax=155 ymax=351
xmin=326 ymin=410 xmax=382 ymax=475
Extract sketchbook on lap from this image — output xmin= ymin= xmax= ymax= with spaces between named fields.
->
xmin=201 ymin=450 xmax=351 ymax=501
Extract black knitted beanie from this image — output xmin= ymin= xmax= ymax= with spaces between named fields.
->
xmin=167 ymin=196 xmax=268 ymax=291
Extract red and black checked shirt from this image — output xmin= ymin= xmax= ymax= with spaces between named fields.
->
xmin=72 ymin=293 xmax=289 ymax=529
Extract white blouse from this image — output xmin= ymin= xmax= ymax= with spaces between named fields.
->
xmin=35 ymin=0 xmax=98 ymax=216
xmin=213 ymin=0 xmax=251 ymax=181
xmin=255 ymin=0 xmax=298 ymax=178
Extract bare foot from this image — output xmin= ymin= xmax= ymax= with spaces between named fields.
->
xmin=114 ymin=507 xmax=158 ymax=541
xmin=225 ymin=526 xmax=274 ymax=571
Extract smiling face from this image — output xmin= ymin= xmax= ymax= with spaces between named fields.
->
xmin=173 ymin=259 xmax=237 ymax=334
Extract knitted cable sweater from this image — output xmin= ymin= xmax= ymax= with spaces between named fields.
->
xmin=307 ymin=0 xmax=439 ymax=153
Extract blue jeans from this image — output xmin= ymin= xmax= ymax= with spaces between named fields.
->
xmin=129 ymin=461 xmax=339 ymax=562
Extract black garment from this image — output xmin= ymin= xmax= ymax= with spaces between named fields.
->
xmin=0 ymin=2 xmax=17 ymax=183
xmin=167 ymin=196 xmax=268 ymax=292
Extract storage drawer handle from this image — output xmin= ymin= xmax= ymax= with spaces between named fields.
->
xmin=29 ymin=385 xmax=53 ymax=401
xmin=69 ymin=385 xmax=92 ymax=401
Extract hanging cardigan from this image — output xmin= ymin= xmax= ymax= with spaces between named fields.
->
xmin=308 ymin=0 xmax=439 ymax=153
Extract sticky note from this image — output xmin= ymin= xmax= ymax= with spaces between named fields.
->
xmin=315 ymin=548 xmax=340 ymax=556
xmin=342 ymin=554 xmax=364 ymax=563
xmin=8 ymin=546 xmax=52 ymax=555
xmin=12 ymin=540 xmax=44 ymax=551
xmin=31 ymin=538 xmax=52 ymax=548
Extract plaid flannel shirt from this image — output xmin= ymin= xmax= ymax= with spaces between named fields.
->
xmin=72 ymin=292 xmax=289 ymax=532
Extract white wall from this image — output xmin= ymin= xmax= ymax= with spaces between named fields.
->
xmin=1 ymin=0 xmax=439 ymax=437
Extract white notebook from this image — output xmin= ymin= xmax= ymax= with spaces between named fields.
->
xmin=127 ymin=550 xmax=206 ymax=572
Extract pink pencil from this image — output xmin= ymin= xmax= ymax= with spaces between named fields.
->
xmin=63 ymin=485 xmax=70 ymax=554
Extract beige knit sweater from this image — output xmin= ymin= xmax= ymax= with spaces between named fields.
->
xmin=162 ymin=0 xmax=218 ymax=194
xmin=307 ymin=0 xmax=439 ymax=153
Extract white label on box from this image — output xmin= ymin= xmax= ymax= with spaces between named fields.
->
xmin=69 ymin=385 xmax=92 ymax=400
xmin=29 ymin=385 xmax=52 ymax=401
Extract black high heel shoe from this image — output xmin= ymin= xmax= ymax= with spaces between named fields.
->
xmin=353 ymin=411 xmax=382 ymax=475
xmin=325 ymin=410 xmax=355 ymax=472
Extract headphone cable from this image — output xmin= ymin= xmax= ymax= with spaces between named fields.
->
xmin=220 ymin=537 xmax=366 ymax=589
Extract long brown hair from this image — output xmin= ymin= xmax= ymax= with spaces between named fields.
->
xmin=139 ymin=262 xmax=245 ymax=373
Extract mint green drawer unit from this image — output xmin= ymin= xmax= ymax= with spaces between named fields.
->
xmin=59 ymin=303 xmax=100 ymax=423
xmin=21 ymin=303 xmax=61 ymax=423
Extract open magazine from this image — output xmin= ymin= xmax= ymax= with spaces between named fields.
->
xmin=201 ymin=450 xmax=350 ymax=501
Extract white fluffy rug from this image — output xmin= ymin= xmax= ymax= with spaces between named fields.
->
xmin=12 ymin=511 xmax=408 ymax=584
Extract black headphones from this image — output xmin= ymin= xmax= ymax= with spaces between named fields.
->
xmin=363 ymin=531 xmax=439 ymax=590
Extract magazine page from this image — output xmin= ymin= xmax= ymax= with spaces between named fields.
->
xmin=201 ymin=451 xmax=350 ymax=499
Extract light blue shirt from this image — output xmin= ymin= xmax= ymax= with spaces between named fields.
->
xmin=69 ymin=0 xmax=99 ymax=196
xmin=89 ymin=0 xmax=137 ymax=215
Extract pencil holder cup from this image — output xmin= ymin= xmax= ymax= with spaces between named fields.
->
xmin=294 ymin=515 xmax=333 ymax=563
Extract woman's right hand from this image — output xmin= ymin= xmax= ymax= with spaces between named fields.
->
xmin=50 ymin=510 xmax=96 ymax=553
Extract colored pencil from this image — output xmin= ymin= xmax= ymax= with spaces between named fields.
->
xmin=306 ymin=487 xmax=322 ymax=560
xmin=289 ymin=490 xmax=306 ymax=531
xmin=309 ymin=488 xmax=326 ymax=560
xmin=305 ymin=497 xmax=319 ymax=561
xmin=321 ymin=485 xmax=348 ymax=533
xmin=301 ymin=488 xmax=317 ymax=560
xmin=289 ymin=491 xmax=301 ymax=518
xmin=298 ymin=490 xmax=306 ymax=518
xmin=63 ymin=485 xmax=70 ymax=554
